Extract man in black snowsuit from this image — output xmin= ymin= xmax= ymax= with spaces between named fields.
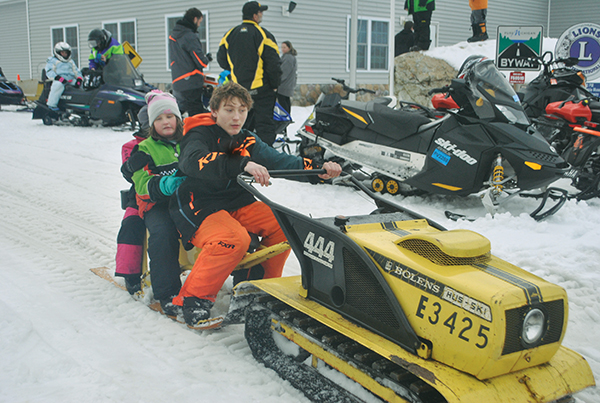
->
xmin=217 ymin=1 xmax=282 ymax=146
xmin=395 ymin=20 xmax=415 ymax=57
xmin=405 ymin=0 xmax=435 ymax=51
xmin=169 ymin=7 xmax=212 ymax=116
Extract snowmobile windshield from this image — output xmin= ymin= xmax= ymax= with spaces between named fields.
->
xmin=467 ymin=60 xmax=530 ymax=126
xmin=102 ymin=54 xmax=144 ymax=88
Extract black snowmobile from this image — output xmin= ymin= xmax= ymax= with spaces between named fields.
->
xmin=32 ymin=54 xmax=152 ymax=128
xmin=0 ymin=67 xmax=27 ymax=109
xmin=296 ymin=56 xmax=568 ymax=215
xmin=518 ymin=51 xmax=597 ymax=119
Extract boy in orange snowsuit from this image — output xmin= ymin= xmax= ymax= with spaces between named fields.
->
xmin=169 ymin=82 xmax=342 ymax=327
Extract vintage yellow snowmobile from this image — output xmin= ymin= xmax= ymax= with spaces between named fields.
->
xmin=230 ymin=170 xmax=595 ymax=403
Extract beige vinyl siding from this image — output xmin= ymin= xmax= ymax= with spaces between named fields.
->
xmin=0 ymin=0 xmax=29 ymax=81
xmin=548 ymin=0 xmax=600 ymax=38
xmin=3 ymin=0 xmax=598 ymax=87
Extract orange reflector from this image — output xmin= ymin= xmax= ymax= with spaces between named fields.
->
xmin=432 ymin=183 xmax=462 ymax=191
xmin=525 ymin=161 xmax=542 ymax=170
xmin=108 ymin=100 xmax=115 ymax=104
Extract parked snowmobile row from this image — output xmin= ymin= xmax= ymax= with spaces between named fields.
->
xmin=32 ymin=54 xmax=152 ymax=128
xmin=296 ymin=57 xmax=568 ymax=216
xmin=517 ymin=51 xmax=600 ymax=199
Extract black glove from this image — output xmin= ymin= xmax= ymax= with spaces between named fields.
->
xmin=75 ymin=77 xmax=83 ymax=88
xmin=55 ymin=75 xmax=67 ymax=83
xmin=206 ymin=53 xmax=213 ymax=62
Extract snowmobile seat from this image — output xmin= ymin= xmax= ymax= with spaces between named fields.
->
xmin=366 ymin=101 xmax=431 ymax=140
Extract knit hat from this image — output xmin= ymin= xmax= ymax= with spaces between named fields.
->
xmin=137 ymin=105 xmax=149 ymax=131
xmin=145 ymin=90 xmax=181 ymax=125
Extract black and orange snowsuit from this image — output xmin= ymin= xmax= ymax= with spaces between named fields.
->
xmin=169 ymin=114 xmax=318 ymax=304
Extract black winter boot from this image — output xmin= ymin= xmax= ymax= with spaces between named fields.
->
xmin=467 ymin=24 xmax=480 ymax=42
xmin=160 ymin=297 xmax=183 ymax=318
xmin=468 ymin=23 xmax=488 ymax=42
xmin=122 ymin=273 xmax=141 ymax=295
xmin=183 ymin=297 xmax=214 ymax=327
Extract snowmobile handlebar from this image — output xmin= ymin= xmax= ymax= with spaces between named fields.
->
xmin=237 ymin=170 xmax=447 ymax=231
xmin=331 ymin=78 xmax=377 ymax=95
xmin=428 ymin=85 xmax=450 ymax=95
xmin=529 ymin=51 xmax=580 ymax=75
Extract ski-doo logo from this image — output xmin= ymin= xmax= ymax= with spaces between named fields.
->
xmin=434 ymin=138 xmax=478 ymax=165
xmin=303 ymin=232 xmax=335 ymax=268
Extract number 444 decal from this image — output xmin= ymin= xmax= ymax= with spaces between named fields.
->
xmin=303 ymin=232 xmax=335 ymax=268
xmin=416 ymin=295 xmax=490 ymax=349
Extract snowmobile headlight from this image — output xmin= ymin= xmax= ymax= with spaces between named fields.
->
xmin=522 ymin=308 xmax=545 ymax=345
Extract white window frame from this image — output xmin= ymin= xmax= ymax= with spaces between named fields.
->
xmin=49 ymin=24 xmax=80 ymax=68
xmin=102 ymin=18 xmax=138 ymax=49
xmin=165 ymin=11 xmax=210 ymax=72
xmin=346 ymin=15 xmax=391 ymax=72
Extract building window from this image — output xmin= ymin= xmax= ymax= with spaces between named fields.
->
xmin=165 ymin=12 xmax=209 ymax=71
xmin=51 ymin=25 xmax=80 ymax=67
xmin=347 ymin=16 xmax=389 ymax=71
xmin=103 ymin=19 xmax=137 ymax=49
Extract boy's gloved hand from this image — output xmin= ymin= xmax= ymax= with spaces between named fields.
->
xmin=55 ymin=75 xmax=67 ymax=83
xmin=75 ymin=77 xmax=83 ymax=88
xmin=159 ymin=175 xmax=186 ymax=196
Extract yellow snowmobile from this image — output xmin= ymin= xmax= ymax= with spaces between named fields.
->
xmin=230 ymin=170 xmax=595 ymax=403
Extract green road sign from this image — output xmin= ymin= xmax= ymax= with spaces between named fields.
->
xmin=496 ymin=26 xmax=543 ymax=71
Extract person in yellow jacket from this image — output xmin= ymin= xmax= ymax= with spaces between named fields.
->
xmin=217 ymin=1 xmax=282 ymax=146
xmin=467 ymin=0 xmax=488 ymax=42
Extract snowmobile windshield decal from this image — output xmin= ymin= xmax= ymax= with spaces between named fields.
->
xmin=474 ymin=263 xmax=542 ymax=305
xmin=303 ymin=232 xmax=335 ymax=269
xmin=434 ymin=138 xmax=478 ymax=165
xmin=367 ymin=248 xmax=492 ymax=322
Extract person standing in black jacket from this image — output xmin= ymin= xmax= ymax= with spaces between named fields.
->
xmin=217 ymin=1 xmax=282 ymax=146
xmin=169 ymin=8 xmax=212 ymax=116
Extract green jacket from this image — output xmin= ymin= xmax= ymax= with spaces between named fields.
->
xmin=130 ymin=137 xmax=180 ymax=216
xmin=88 ymin=37 xmax=124 ymax=69
xmin=405 ymin=0 xmax=435 ymax=14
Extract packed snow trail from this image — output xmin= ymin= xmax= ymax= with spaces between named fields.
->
xmin=0 ymin=109 xmax=597 ymax=402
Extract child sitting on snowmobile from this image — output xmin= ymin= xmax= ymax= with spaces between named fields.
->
xmin=44 ymin=42 xmax=82 ymax=111
xmin=115 ymin=106 xmax=150 ymax=295
xmin=129 ymin=91 xmax=186 ymax=317
xmin=168 ymin=82 xmax=342 ymax=328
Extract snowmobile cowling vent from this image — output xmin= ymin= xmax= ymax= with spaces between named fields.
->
xmin=397 ymin=230 xmax=491 ymax=266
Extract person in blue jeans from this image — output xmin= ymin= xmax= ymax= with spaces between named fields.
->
xmin=44 ymin=42 xmax=82 ymax=111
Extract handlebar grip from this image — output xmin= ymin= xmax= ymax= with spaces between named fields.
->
xmin=428 ymin=86 xmax=448 ymax=95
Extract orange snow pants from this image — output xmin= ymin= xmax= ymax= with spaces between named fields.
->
xmin=172 ymin=201 xmax=291 ymax=305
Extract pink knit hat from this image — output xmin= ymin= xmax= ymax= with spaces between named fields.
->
xmin=145 ymin=90 xmax=181 ymax=124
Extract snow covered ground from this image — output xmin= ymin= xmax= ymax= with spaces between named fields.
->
xmin=0 ymin=39 xmax=598 ymax=402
